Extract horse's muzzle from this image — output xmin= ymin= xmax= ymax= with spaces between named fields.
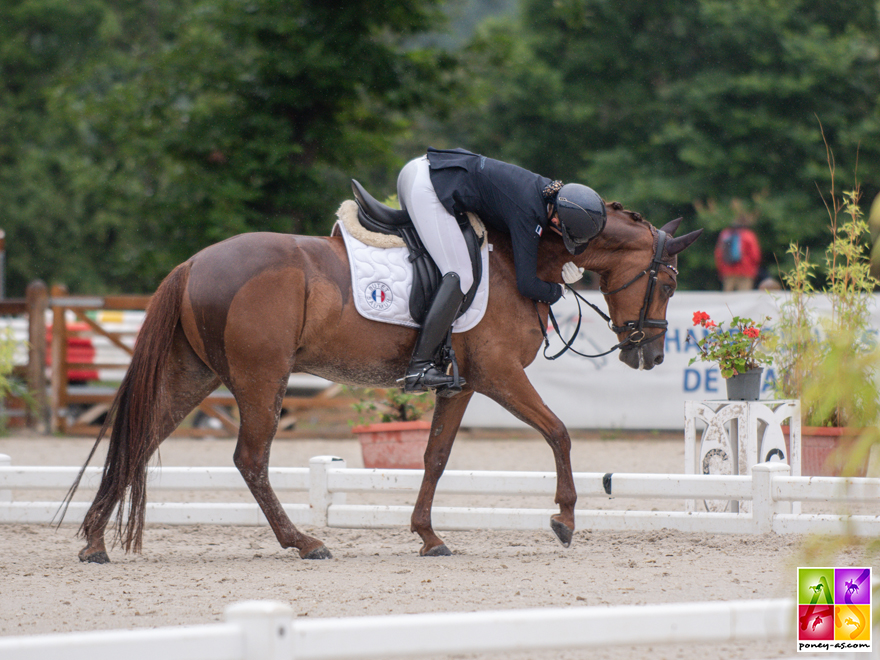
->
xmin=619 ymin=344 xmax=664 ymax=371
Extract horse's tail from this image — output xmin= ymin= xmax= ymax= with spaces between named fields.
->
xmin=57 ymin=262 xmax=191 ymax=553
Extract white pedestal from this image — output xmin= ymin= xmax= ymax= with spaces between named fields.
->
xmin=684 ymin=400 xmax=801 ymax=513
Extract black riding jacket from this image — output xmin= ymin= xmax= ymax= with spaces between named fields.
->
xmin=426 ymin=147 xmax=563 ymax=304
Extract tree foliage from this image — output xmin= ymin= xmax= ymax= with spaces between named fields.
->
xmin=440 ymin=0 xmax=880 ymax=288
xmin=2 ymin=0 xmax=880 ymax=294
xmin=1 ymin=0 xmax=452 ymax=294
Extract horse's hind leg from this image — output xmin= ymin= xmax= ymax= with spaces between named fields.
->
xmin=79 ymin=325 xmax=220 ymax=563
xmin=232 ymin=381 xmax=330 ymax=560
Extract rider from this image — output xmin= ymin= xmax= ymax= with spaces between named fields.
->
xmin=398 ymin=147 xmax=607 ymax=393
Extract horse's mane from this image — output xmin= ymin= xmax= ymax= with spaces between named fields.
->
xmin=607 ymin=201 xmax=646 ymax=225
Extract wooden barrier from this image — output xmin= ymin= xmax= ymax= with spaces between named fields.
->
xmin=25 ymin=281 xmax=49 ymax=429
xmin=0 ymin=280 xmax=352 ymax=436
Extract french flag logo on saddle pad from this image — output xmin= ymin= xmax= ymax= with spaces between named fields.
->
xmin=365 ymin=282 xmax=393 ymax=311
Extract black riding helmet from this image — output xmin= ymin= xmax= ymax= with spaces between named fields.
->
xmin=555 ymin=183 xmax=606 ymax=255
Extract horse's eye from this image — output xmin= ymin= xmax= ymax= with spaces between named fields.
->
xmin=663 ymin=284 xmax=674 ymax=298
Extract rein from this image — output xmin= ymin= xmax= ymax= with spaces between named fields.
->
xmin=535 ymin=286 xmax=635 ymax=359
xmin=536 ymin=229 xmax=675 ymax=361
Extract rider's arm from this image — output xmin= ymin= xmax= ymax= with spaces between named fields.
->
xmin=509 ymin=221 xmax=563 ymax=304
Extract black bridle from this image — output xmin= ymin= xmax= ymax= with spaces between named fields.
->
xmin=537 ymin=228 xmax=678 ymax=360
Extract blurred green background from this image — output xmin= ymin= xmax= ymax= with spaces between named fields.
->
xmin=2 ymin=0 xmax=879 ymax=295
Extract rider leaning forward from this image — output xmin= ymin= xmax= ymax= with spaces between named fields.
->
xmin=397 ymin=146 xmax=607 ymax=393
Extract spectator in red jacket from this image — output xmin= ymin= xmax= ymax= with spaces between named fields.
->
xmin=714 ymin=212 xmax=761 ymax=292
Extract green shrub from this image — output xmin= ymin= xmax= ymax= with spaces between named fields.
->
xmin=0 ymin=327 xmax=33 ymax=433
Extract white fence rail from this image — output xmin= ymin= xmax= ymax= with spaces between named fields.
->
xmin=2 ymin=454 xmax=879 ymax=537
xmin=0 ymin=597 xmax=800 ymax=660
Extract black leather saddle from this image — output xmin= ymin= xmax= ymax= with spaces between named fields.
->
xmin=350 ymin=180 xmax=483 ymax=324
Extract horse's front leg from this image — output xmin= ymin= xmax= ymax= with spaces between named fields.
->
xmin=411 ymin=390 xmax=474 ymax=556
xmin=484 ymin=369 xmax=577 ymax=547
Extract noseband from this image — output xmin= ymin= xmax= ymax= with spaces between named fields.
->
xmin=537 ymin=228 xmax=677 ymax=360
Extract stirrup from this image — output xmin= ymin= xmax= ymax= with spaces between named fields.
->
xmin=400 ymin=363 xmax=457 ymax=393
xmin=436 ymin=345 xmax=465 ymax=397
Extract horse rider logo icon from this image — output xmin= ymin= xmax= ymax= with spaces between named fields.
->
xmin=365 ymin=282 xmax=393 ymax=311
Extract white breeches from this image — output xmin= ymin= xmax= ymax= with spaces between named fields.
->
xmin=397 ymin=156 xmax=474 ymax=296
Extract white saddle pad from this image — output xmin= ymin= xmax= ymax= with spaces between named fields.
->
xmin=334 ymin=201 xmax=489 ymax=332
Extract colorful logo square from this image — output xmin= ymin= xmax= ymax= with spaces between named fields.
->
xmin=797 ymin=567 xmax=872 ymax=653
xmin=836 ymin=568 xmax=871 ymax=606
xmin=837 ymin=605 xmax=871 ymax=642
xmin=799 ymin=604 xmax=835 ymax=640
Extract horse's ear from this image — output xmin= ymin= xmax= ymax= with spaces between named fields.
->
xmin=666 ymin=229 xmax=703 ymax=255
xmin=659 ymin=217 xmax=683 ymax=236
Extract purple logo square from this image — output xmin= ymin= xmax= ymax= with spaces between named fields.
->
xmin=835 ymin=568 xmax=871 ymax=606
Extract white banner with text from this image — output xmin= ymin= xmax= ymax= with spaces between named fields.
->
xmin=461 ymin=290 xmax=880 ymax=430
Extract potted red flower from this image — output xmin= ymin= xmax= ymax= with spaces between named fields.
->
xmin=689 ymin=311 xmax=773 ymax=400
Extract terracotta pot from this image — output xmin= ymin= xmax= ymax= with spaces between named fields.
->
xmin=783 ymin=426 xmax=867 ymax=477
xmin=352 ymin=420 xmax=431 ymax=469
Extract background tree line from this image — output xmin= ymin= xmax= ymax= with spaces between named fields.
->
xmin=2 ymin=0 xmax=878 ymax=295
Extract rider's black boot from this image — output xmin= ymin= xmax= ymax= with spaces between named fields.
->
xmin=403 ymin=273 xmax=466 ymax=393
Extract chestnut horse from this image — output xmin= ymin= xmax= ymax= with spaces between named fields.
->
xmin=63 ymin=201 xmax=700 ymax=562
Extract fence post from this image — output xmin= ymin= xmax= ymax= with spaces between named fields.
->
xmin=25 ymin=280 xmax=48 ymax=431
xmin=0 ymin=454 xmax=10 ymax=504
xmin=49 ymin=284 xmax=68 ymax=434
xmin=751 ymin=461 xmax=791 ymax=534
xmin=225 ymin=600 xmax=293 ymax=660
xmin=309 ymin=456 xmax=345 ymax=527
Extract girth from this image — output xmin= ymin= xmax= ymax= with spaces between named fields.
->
xmin=350 ymin=180 xmax=482 ymax=324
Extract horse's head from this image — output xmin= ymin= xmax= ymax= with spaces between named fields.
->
xmin=584 ymin=203 xmax=702 ymax=371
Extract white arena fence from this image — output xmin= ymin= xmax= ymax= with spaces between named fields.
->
xmin=1 ymin=455 xmax=879 ymax=537
xmin=0 ymin=597 xmax=802 ymax=660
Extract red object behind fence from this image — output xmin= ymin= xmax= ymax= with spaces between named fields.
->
xmin=46 ymin=323 xmax=99 ymax=382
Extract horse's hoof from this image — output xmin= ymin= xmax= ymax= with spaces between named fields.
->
xmin=79 ymin=548 xmax=110 ymax=564
xmin=420 ymin=543 xmax=452 ymax=557
xmin=301 ymin=545 xmax=332 ymax=560
xmin=550 ymin=518 xmax=573 ymax=548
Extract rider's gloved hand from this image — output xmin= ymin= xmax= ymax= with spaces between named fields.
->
xmin=561 ymin=261 xmax=584 ymax=284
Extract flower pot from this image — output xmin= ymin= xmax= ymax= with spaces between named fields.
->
xmin=352 ymin=420 xmax=431 ymax=469
xmin=724 ymin=367 xmax=763 ymax=401
xmin=782 ymin=426 xmax=867 ymax=477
